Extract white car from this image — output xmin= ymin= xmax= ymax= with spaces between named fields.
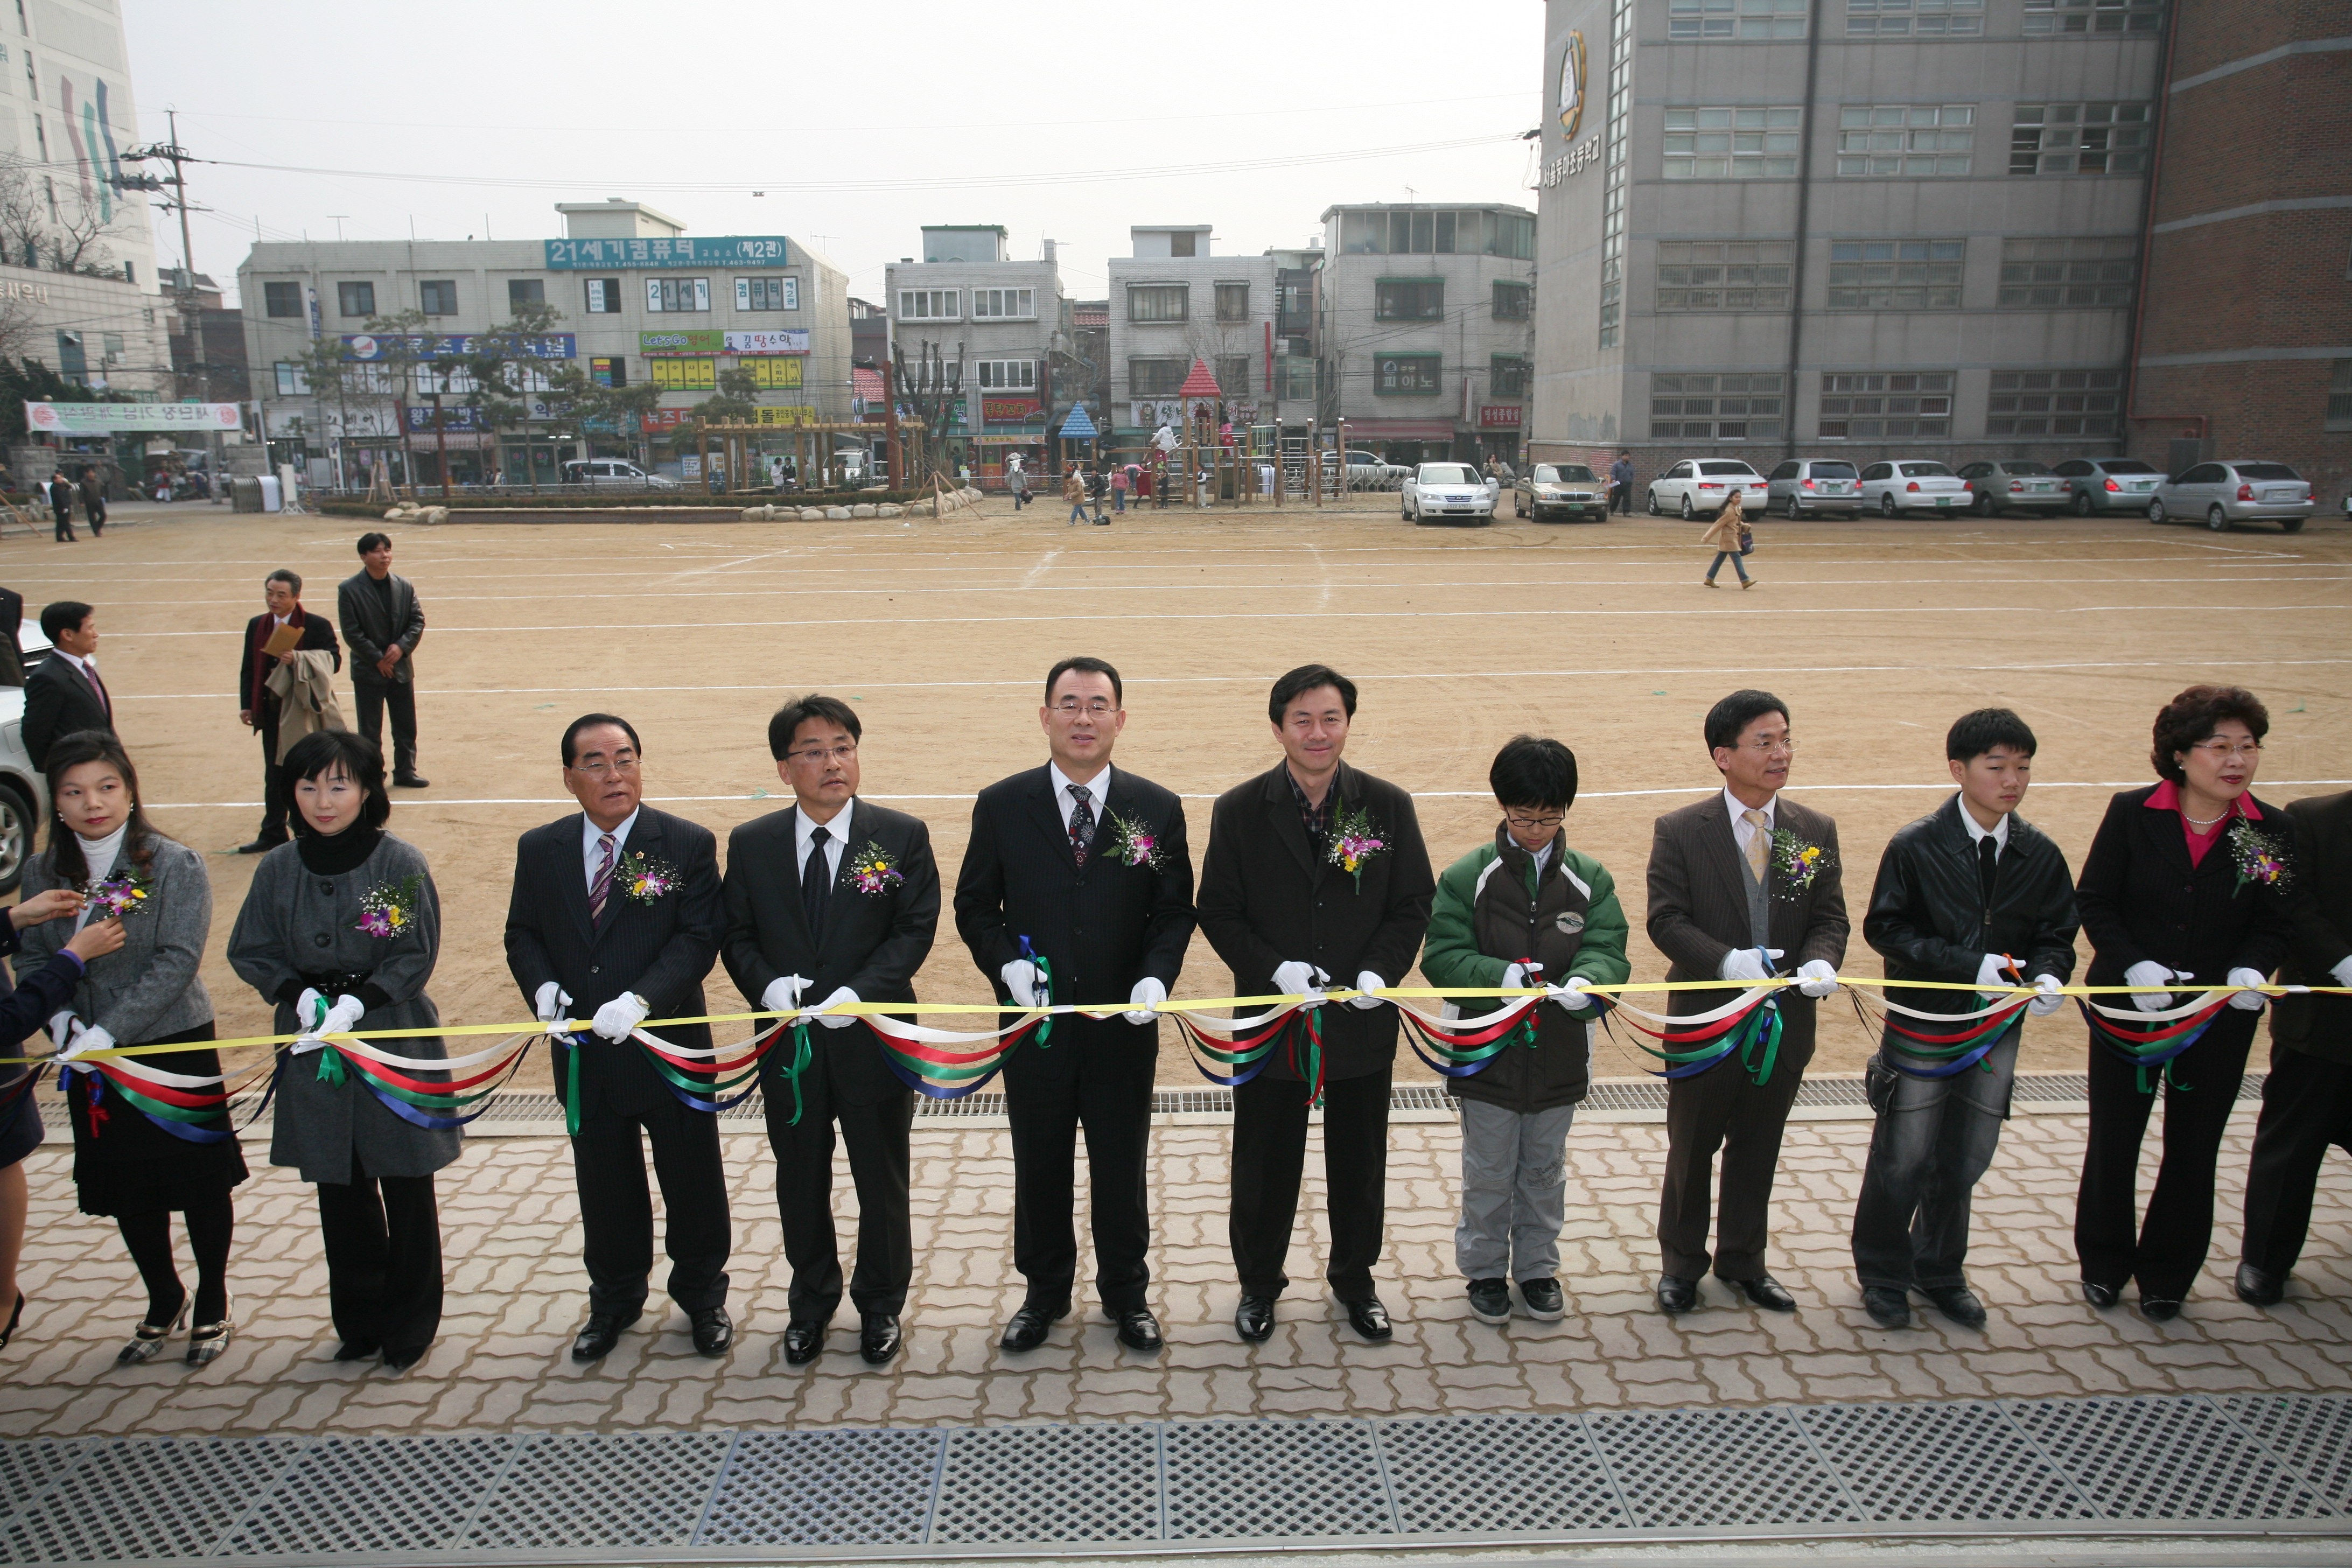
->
xmin=1403 ymin=463 xmax=1498 ymax=524
xmin=0 ymin=686 xmax=49 ymax=894
xmin=1647 ymin=459 xmax=1767 ymax=520
xmin=1859 ymin=459 xmax=1968 ymax=516
xmin=561 ymin=458 xmax=680 ymax=491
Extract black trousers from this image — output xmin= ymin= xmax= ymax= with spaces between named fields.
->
xmin=569 ymin=1095 xmax=731 ymax=1318
xmin=86 ymin=499 xmax=103 ymax=534
xmin=50 ymin=505 xmax=72 ymax=541
xmin=1002 ymin=1031 xmax=1156 ymax=1314
xmin=256 ymin=712 xmax=291 ymax=842
xmin=1658 ymin=1046 xmax=1810 ymax=1281
xmin=766 ymin=1042 xmax=913 ymax=1321
xmin=2075 ymin=1007 xmax=2257 ymax=1301
xmin=316 ymin=1172 xmax=442 ymax=1354
xmin=352 ymin=676 xmax=418 ymax=777
xmin=1231 ymin=1067 xmax=1392 ymax=1301
xmin=2241 ymin=1041 xmax=2352 ymax=1279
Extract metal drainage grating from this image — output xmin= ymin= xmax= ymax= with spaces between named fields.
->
xmin=930 ymin=1422 xmax=1161 ymax=1544
xmin=2008 ymin=1395 xmax=2330 ymax=1521
xmin=0 ymin=1435 xmax=303 ymax=1563
xmin=0 ymin=1441 xmax=80 ymax=1520
xmin=1588 ymin=1405 xmax=1858 ymax=1530
xmin=220 ymin=1434 xmax=517 ymax=1557
xmin=2217 ymin=1393 xmax=2352 ymax=1510
xmin=1163 ymin=1418 xmax=1395 ymax=1540
xmin=1795 ymin=1401 xmax=2090 ymax=1523
xmin=1379 ymin=1412 xmax=1628 ymax=1535
xmin=460 ymin=1431 xmax=734 ymax=1552
xmin=697 ymin=1428 xmax=943 ymax=1546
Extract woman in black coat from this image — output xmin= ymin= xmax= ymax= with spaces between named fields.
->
xmin=2073 ymin=685 xmax=2303 ymax=1320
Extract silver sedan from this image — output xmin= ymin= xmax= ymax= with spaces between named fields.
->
xmin=2147 ymin=461 xmax=2315 ymax=534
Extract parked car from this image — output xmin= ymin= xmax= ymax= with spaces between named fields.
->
xmin=1403 ymin=462 xmax=1497 ymax=524
xmin=1513 ymin=463 xmax=1608 ymax=522
xmin=1764 ymin=459 xmax=1861 ymax=519
xmin=1320 ymin=450 xmax=1410 ymax=490
xmin=561 ymin=458 xmax=680 ymax=491
xmin=1859 ymin=460 xmax=1968 ymax=516
xmin=2146 ymin=460 xmax=2314 ymax=533
xmin=2050 ymin=456 xmax=2165 ymax=515
xmin=0 ymin=687 xmax=49 ymax=894
xmin=1956 ymin=459 xmax=2068 ymax=517
xmin=18 ymin=619 xmax=49 ymax=674
xmin=1647 ymin=459 xmax=1767 ymax=520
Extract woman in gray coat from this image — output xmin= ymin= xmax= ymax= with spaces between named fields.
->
xmin=227 ymin=730 xmax=457 ymax=1372
xmin=25 ymin=732 xmax=244 ymax=1366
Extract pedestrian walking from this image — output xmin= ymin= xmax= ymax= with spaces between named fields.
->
xmin=77 ymin=468 xmax=106 ymax=537
xmin=45 ymin=472 xmax=74 ymax=542
xmin=1110 ymin=464 xmax=1129 ymax=513
xmin=1084 ymin=464 xmax=1108 ymax=523
xmin=1702 ymin=489 xmax=1754 ymax=588
xmin=1610 ymin=452 xmax=1634 ymax=516
xmin=1062 ymin=465 xmax=1089 ymax=527
xmin=1009 ymin=454 xmax=1030 ymax=510
xmin=337 ymin=533 xmax=429 ymax=789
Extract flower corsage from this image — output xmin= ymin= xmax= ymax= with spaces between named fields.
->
xmin=2225 ymin=819 xmax=2292 ymax=898
xmin=1766 ymin=828 xmax=1832 ymax=901
xmin=356 ymin=874 xmax=424 ymax=938
xmin=846 ymin=841 xmax=905 ymax=897
xmin=1327 ymin=801 xmax=1390 ymax=892
xmin=1103 ymin=811 xmax=1167 ymax=871
xmin=618 ymin=851 xmax=682 ymax=906
xmin=81 ymin=867 xmax=151 ymax=921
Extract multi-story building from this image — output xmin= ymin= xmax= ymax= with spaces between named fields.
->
xmin=240 ymin=199 xmax=851 ymax=486
xmin=160 ymin=268 xmax=247 ymax=404
xmin=882 ymin=225 xmax=1066 ymax=475
xmin=1108 ymin=225 xmax=1314 ymax=449
xmin=1318 ymin=202 xmax=1538 ymax=467
xmin=1531 ymin=0 xmax=2166 ymax=481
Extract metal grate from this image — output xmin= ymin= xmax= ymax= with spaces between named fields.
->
xmin=697 ymin=1428 xmax=943 ymax=1546
xmin=0 ymin=1436 xmax=301 ymax=1562
xmin=0 ymin=1440 xmax=80 ymax=1519
xmin=460 ymin=1432 xmax=734 ymax=1551
xmin=2008 ymin=1396 xmax=2331 ymax=1521
xmin=1588 ymin=1406 xmax=1859 ymax=1529
xmin=2217 ymin=1394 xmax=2352 ymax=1510
xmin=1163 ymin=1419 xmax=1395 ymax=1539
xmin=219 ymin=1434 xmax=517 ymax=1557
xmin=1380 ymin=1412 xmax=1628 ymax=1534
xmin=1795 ymin=1401 xmax=2090 ymax=1523
xmin=930 ymin=1422 xmax=1161 ymax=1543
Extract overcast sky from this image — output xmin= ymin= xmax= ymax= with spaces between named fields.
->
xmin=123 ymin=0 xmax=1545 ymax=309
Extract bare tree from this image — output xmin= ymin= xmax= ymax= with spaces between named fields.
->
xmin=0 ymin=155 xmax=132 ymax=277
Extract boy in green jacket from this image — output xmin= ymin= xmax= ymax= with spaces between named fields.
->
xmin=1420 ymin=736 xmax=1632 ymax=1324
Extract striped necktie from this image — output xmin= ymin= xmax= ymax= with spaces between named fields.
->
xmin=588 ymin=832 xmax=616 ymax=926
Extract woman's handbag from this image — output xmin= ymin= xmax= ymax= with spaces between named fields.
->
xmin=1738 ymin=524 xmax=1755 ymax=555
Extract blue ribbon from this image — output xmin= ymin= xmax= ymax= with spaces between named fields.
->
xmin=1884 ymin=1018 xmax=2018 ymax=1079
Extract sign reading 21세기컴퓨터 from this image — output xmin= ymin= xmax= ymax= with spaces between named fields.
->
xmin=543 ymin=236 xmax=792 ymax=270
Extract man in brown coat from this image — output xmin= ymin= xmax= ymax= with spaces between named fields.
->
xmin=1646 ymin=689 xmax=1849 ymax=1315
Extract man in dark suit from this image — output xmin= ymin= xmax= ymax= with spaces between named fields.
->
xmin=1198 ymin=664 xmax=1435 ymax=1344
xmin=22 ymin=600 xmax=112 ymax=769
xmin=503 ymin=713 xmax=733 ymax=1361
xmin=2238 ymin=788 xmax=2352 ymax=1306
xmin=721 ymin=694 xmax=940 ymax=1367
xmin=954 ymin=655 xmax=1196 ymax=1354
xmin=337 ymin=531 xmax=429 ymax=788
xmin=45 ymin=471 xmax=74 ymax=542
xmin=235 ymin=569 xmax=343 ymax=853
xmin=1646 ymin=689 xmax=1850 ymax=1316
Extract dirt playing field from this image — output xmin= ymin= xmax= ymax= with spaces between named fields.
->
xmin=17 ymin=496 xmax=2350 ymax=1091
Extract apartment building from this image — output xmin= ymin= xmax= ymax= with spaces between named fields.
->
xmin=1105 ymin=225 xmax=1322 ymax=444
xmin=881 ymin=226 xmax=1066 ymax=474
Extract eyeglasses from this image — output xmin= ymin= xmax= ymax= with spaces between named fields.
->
xmin=1503 ymin=810 xmax=1565 ymax=830
xmin=2187 ymin=740 xmax=2261 ymax=761
xmin=788 ymin=743 xmax=859 ymax=766
xmin=1049 ymin=699 xmax=1116 ymax=717
xmin=569 ymin=755 xmax=640 ymax=779
xmin=1734 ymin=736 xmax=1796 ymax=754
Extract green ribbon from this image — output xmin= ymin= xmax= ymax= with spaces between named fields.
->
xmin=315 ymin=1045 xmax=346 ymax=1087
xmin=563 ymin=1035 xmax=581 ymax=1137
xmin=1740 ymin=1006 xmax=1783 ymax=1087
xmin=1032 ymin=956 xmax=1055 ymax=1046
xmin=774 ymin=1024 xmax=814 ymax=1126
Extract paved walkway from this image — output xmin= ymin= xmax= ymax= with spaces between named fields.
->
xmin=5 ymin=1096 xmax=2346 ymax=1441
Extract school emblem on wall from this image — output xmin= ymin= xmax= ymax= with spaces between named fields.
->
xmin=1558 ymin=31 xmax=1587 ymax=141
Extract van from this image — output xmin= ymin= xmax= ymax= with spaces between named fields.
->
xmin=561 ymin=459 xmax=678 ymax=490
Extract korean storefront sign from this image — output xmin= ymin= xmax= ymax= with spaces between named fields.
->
xmin=544 ymin=236 xmax=792 ymax=270
xmin=341 ymin=333 xmax=577 ymax=361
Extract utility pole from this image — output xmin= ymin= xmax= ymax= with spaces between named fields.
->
xmin=122 ymin=111 xmax=226 ymax=502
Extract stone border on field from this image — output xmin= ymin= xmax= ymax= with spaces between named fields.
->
xmin=376 ymin=488 xmax=985 ymax=526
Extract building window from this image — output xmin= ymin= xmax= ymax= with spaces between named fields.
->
xmin=262 ymin=281 xmax=302 ymax=318
xmin=1491 ymin=355 xmax=1529 ymax=397
xmin=412 ymin=363 xmax=479 ymax=396
xmin=1373 ymin=353 xmax=1443 ymax=395
xmin=2010 ymin=103 xmax=2151 ymax=175
xmin=744 ymin=358 xmax=802 ymax=390
xmin=1663 ymin=106 xmax=1802 ymax=179
xmin=1846 ymin=0 xmax=1983 ymax=35
xmin=1375 ymin=278 xmax=1446 ymax=320
xmin=1998 ymin=236 xmax=2136 ymax=306
xmin=1127 ymin=284 xmax=1189 ymax=323
xmin=1649 ymin=373 xmax=1783 ymax=440
xmin=584 ymin=277 xmax=624 ymax=313
xmin=1168 ymin=231 xmax=1197 ymax=257
xmin=1836 ymin=105 xmax=1974 ymax=176
xmin=1335 ymin=208 xmax=1531 ymax=258
xmin=1656 ymin=241 xmax=1793 ymax=310
xmin=646 ymin=277 xmax=711 ymax=312
xmin=418 ymin=279 xmax=458 ymax=316
xmin=1126 ymin=358 xmax=1185 ymax=397
xmin=976 ymin=359 xmax=1037 ymax=390
xmin=1668 ymin=0 xmax=1807 ymax=37
xmin=971 ymin=286 xmax=1033 ymax=319
xmin=1214 ymin=283 xmax=1250 ymax=323
xmin=1818 ymin=371 xmax=1953 ymax=438
xmin=101 ymin=332 xmax=123 ymax=365
xmin=897 ymin=288 xmax=961 ymax=320
xmin=2023 ymin=0 xmax=2162 ymax=33
xmin=337 ymin=281 xmax=375 ymax=317
xmin=1825 ymin=239 xmax=1965 ymax=308
xmin=1986 ymin=369 xmax=2122 ymax=435
xmin=272 ymin=362 xmax=310 ymax=396
xmin=649 ymin=358 xmax=716 ymax=391
xmin=1492 ymin=280 xmax=1532 ymax=320
xmin=507 ymin=278 xmax=544 ymax=308
xmin=1598 ymin=0 xmax=1633 ymax=347
xmin=1217 ymin=355 xmax=1252 ymax=395
xmin=738 ymin=277 xmax=797 ymax=311
xmin=2328 ymin=361 xmax=2352 ymax=431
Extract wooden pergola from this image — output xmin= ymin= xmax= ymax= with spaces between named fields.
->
xmin=695 ymin=405 xmax=912 ymax=494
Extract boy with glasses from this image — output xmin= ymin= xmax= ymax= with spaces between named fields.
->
xmin=1420 ymin=736 xmax=1629 ymax=1325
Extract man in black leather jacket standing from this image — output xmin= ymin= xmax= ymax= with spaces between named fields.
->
xmin=1853 ymin=709 xmax=2079 ymax=1331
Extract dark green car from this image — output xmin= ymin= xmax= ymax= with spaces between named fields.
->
xmin=1513 ymin=463 xmax=1609 ymax=522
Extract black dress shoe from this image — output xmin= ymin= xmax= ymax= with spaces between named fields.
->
xmin=783 ymin=1320 xmax=825 ymax=1366
xmin=690 ymin=1305 xmax=733 ymax=1357
xmin=233 ymin=837 xmax=286 ymax=855
xmin=859 ymin=1314 xmax=902 ymax=1366
xmin=1115 ymin=1307 xmax=1161 ymax=1354
xmin=380 ymin=1344 xmax=428 ymax=1373
xmin=2080 ymin=1280 xmax=2120 ymax=1309
xmin=1341 ymin=1295 xmax=1393 ymax=1341
xmin=1861 ymin=1286 xmax=1912 ymax=1329
xmin=393 ymin=774 xmax=431 ymax=788
xmin=2235 ymin=1264 xmax=2285 ymax=1307
xmin=2139 ymin=1297 xmax=2182 ymax=1322
xmin=332 ymin=1339 xmax=382 ymax=1362
xmin=999 ymin=1303 xmax=1066 ymax=1352
xmin=570 ymin=1310 xmax=641 ymax=1363
xmin=1235 ymin=1294 xmax=1276 ymax=1342
xmin=1656 ymin=1274 xmax=1699 ymax=1315
xmin=1730 ymin=1275 xmax=1797 ymax=1312
xmin=1922 ymin=1284 xmax=1986 ymax=1330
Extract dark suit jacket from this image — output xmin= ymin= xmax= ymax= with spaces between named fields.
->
xmin=44 ymin=480 xmax=71 ymax=516
xmin=2272 ymin=791 xmax=2352 ymax=1062
xmin=237 ymin=606 xmax=342 ymax=720
xmin=2075 ymin=785 xmax=2301 ymax=993
xmin=953 ymin=763 xmax=1195 ymax=1059
xmin=0 ymin=586 xmax=22 ymax=687
xmin=720 ymin=799 xmax=941 ymax=1105
xmin=22 ymin=653 xmax=113 ymax=771
xmin=1646 ymin=792 xmax=1850 ymax=1066
xmin=503 ymin=805 xmax=723 ymax=1122
xmin=1196 ymin=760 xmax=1436 ymax=1081
xmin=337 ymin=570 xmax=425 ymax=686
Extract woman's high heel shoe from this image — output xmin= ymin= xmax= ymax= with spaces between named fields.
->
xmin=0 ymin=1292 xmax=22 ymax=1351
xmin=187 ymin=1298 xmax=235 ymax=1366
xmin=118 ymin=1300 xmax=190 ymax=1364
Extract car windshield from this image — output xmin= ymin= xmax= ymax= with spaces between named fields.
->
xmin=1899 ymin=462 xmax=1954 ymax=477
xmin=1536 ymin=465 xmax=1597 ymax=483
xmin=1418 ymin=464 xmax=1479 ymax=484
xmin=2099 ymin=459 xmax=2160 ymax=474
xmin=2233 ymin=463 xmax=2300 ymax=481
xmin=1698 ymin=461 xmax=1758 ymax=477
xmin=1806 ymin=463 xmax=1857 ymax=478
xmin=2000 ymin=461 xmax=2055 ymax=475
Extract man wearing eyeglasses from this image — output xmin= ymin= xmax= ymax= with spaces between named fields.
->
xmin=719 ymin=695 xmax=941 ymax=1368
xmin=1644 ymin=689 xmax=1849 ymax=1317
xmin=504 ymin=713 xmax=732 ymax=1363
xmin=953 ymin=656 xmax=1197 ymax=1355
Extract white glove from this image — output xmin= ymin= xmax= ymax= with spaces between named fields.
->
xmin=1796 ymin=959 xmax=1840 ymax=998
xmin=1974 ymin=953 xmax=2014 ymax=990
xmin=48 ymin=1010 xmax=78 ymax=1055
xmin=2124 ymin=960 xmax=2188 ymax=1013
xmin=1547 ymin=976 xmax=1594 ymax=1014
xmin=1124 ymin=976 xmax=1167 ymax=1026
xmin=295 ymin=987 xmax=328 ymax=1031
xmin=2332 ymin=955 xmax=2352 ymax=990
xmin=761 ymin=974 xmax=810 ymax=1014
xmin=1000 ymin=958 xmax=1048 ymax=1009
xmin=2029 ymin=974 xmax=2067 ymax=1018
xmin=2227 ymin=966 xmax=2271 ymax=1013
xmin=1500 ymin=961 xmax=1538 ymax=990
xmin=814 ymin=985 xmax=859 ymax=1029
xmin=70 ymin=1024 xmax=114 ymax=1061
xmin=319 ymin=993 xmax=366 ymax=1037
xmin=591 ymin=992 xmax=650 ymax=1042
xmin=1272 ymin=960 xmax=1330 ymax=1007
xmin=534 ymin=981 xmax=573 ymax=1025
xmin=1348 ymin=970 xmax=1386 ymax=1010
xmin=1719 ymin=947 xmax=1784 ymax=984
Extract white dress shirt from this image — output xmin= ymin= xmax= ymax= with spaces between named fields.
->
xmin=796 ymin=800 xmax=852 ymax=885
xmin=1529 ymin=840 xmax=1554 ymax=878
xmin=1958 ymin=802 xmax=2011 ymax=859
xmin=53 ymin=649 xmax=98 ymax=683
xmin=1049 ymin=761 xmax=1112 ymax=834
xmin=582 ymin=808 xmax=639 ymax=888
xmin=1724 ymin=787 xmax=1777 ymax=859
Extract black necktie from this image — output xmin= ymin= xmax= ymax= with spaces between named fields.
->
xmin=1067 ymin=784 xmax=1096 ymax=866
xmin=803 ymin=825 xmax=831 ymax=941
xmin=1977 ymin=834 xmax=1999 ymax=908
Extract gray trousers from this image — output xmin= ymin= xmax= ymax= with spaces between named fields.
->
xmin=1455 ymin=1097 xmax=1577 ymax=1281
xmin=1850 ymin=1029 xmax=2018 ymax=1292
